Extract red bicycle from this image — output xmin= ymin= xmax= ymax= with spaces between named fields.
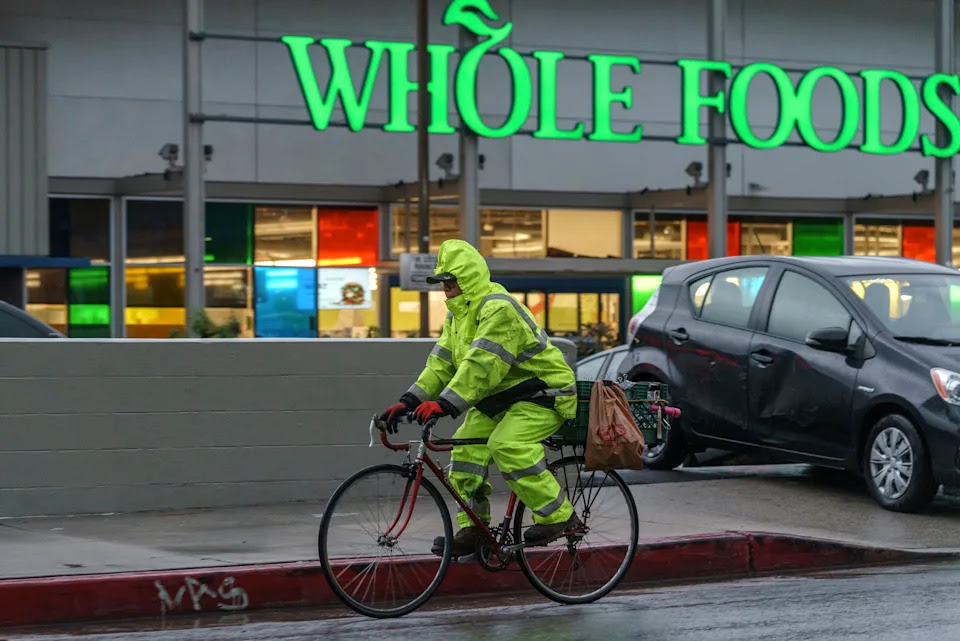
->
xmin=317 ymin=413 xmax=649 ymax=618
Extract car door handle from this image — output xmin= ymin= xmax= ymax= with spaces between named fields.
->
xmin=668 ymin=328 xmax=689 ymax=344
xmin=750 ymin=351 xmax=774 ymax=365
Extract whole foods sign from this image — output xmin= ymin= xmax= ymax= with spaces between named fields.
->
xmin=283 ymin=0 xmax=960 ymax=158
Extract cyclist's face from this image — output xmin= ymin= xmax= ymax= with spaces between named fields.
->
xmin=442 ymin=279 xmax=462 ymax=299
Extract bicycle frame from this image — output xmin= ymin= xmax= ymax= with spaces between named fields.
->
xmin=372 ymin=416 xmax=517 ymax=553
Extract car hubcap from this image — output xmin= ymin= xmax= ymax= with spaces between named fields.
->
xmin=869 ymin=427 xmax=914 ymax=500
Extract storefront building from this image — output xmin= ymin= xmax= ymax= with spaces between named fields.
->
xmin=3 ymin=0 xmax=960 ymax=341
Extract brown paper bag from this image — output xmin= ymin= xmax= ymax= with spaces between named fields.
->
xmin=584 ymin=380 xmax=647 ymax=472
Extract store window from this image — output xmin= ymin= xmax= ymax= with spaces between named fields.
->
xmin=686 ymin=219 xmax=741 ymax=259
xmin=526 ymin=292 xmax=546 ymax=326
xmin=318 ymin=208 xmax=379 ymax=267
xmin=206 ymin=202 xmax=253 ymax=265
xmin=631 ymin=275 xmax=663 ymax=314
xmin=255 ymin=206 xmax=315 ymax=266
xmin=69 ymin=267 xmax=110 ymax=338
xmin=546 ymin=209 xmax=621 ymax=258
xmin=49 ymin=198 xmax=111 ymax=263
xmin=391 ymin=204 xmax=460 ymax=255
xmin=793 ymin=218 xmax=843 ymax=256
xmin=634 ymin=214 xmax=684 ymax=259
xmin=739 ymin=220 xmax=791 ymax=256
xmin=389 ymin=288 xmax=446 ymax=337
xmin=25 ymin=269 xmax=67 ymax=333
xmin=902 ymin=224 xmax=936 ymax=262
xmin=125 ymin=266 xmax=185 ymax=338
xmin=318 ymin=267 xmax=379 ymax=337
xmin=854 ymin=223 xmax=901 ymax=256
xmin=254 ymin=267 xmax=317 ymax=337
xmin=127 ymin=200 xmax=184 ymax=264
xmin=547 ymin=293 xmax=579 ymax=333
xmin=480 ymin=209 xmax=546 ymax=257
xmin=205 ymin=267 xmax=254 ymax=337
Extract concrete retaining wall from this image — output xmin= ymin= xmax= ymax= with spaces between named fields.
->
xmin=0 ymin=338 xmax=578 ymax=518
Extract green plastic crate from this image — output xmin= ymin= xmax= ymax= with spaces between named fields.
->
xmin=550 ymin=380 xmax=671 ymax=446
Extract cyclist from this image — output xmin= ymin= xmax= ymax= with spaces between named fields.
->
xmin=381 ymin=239 xmax=579 ymax=557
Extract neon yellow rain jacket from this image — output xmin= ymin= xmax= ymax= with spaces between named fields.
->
xmin=404 ymin=240 xmax=576 ymax=420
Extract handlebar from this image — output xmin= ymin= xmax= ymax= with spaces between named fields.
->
xmin=368 ymin=413 xmax=452 ymax=452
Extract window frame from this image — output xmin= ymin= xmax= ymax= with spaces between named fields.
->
xmin=756 ymin=266 xmax=867 ymax=349
xmin=684 ymin=262 xmax=773 ymax=331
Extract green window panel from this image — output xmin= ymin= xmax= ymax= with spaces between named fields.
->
xmin=793 ymin=218 xmax=844 ymax=256
xmin=68 ymin=267 xmax=111 ymax=337
xmin=206 ymin=202 xmax=254 ymax=265
xmin=632 ymin=274 xmax=663 ymax=314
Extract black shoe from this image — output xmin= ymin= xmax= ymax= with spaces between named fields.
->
xmin=523 ymin=513 xmax=582 ymax=545
xmin=432 ymin=525 xmax=486 ymax=557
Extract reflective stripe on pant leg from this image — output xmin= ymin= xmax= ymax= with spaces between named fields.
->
xmin=449 ymin=409 xmax=496 ymax=528
xmin=489 ymin=402 xmax=574 ymax=526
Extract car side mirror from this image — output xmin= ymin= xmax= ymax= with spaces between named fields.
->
xmin=805 ymin=327 xmax=851 ymax=354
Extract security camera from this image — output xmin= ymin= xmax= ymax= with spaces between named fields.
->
xmin=435 ymin=153 xmax=455 ymax=179
xmin=204 ymin=144 xmax=214 ymax=162
xmin=914 ymin=169 xmax=930 ymax=192
xmin=685 ymin=161 xmax=705 ymax=188
xmin=479 ymin=154 xmax=486 ymax=170
xmin=158 ymin=143 xmax=179 ymax=167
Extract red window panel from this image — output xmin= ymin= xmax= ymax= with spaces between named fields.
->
xmin=902 ymin=225 xmax=935 ymax=263
xmin=317 ymin=208 xmax=379 ymax=267
xmin=686 ymin=220 xmax=740 ymax=260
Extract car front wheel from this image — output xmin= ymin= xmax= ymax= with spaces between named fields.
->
xmin=863 ymin=414 xmax=937 ymax=513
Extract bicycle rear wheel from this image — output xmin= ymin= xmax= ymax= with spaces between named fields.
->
xmin=318 ymin=464 xmax=453 ymax=618
xmin=514 ymin=456 xmax=638 ymax=604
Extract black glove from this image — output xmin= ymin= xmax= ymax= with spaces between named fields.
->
xmin=379 ymin=393 xmax=421 ymax=433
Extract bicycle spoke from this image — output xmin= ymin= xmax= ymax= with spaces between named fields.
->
xmin=319 ymin=465 xmax=452 ymax=618
xmin=516 ymin=457 xmax=638 ymax=605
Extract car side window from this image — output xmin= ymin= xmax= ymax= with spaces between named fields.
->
xmin=767 ymin=271 xmax=851 ymax=343
xmin=576 ymin=354 xmax=607 ymax=381
xmin=698 ymin=267 xmax=769 ymax=329
xmin=688 ymin=275 xmax=712 ymax=315
xmin=0 ymin=309 xmax=46 ymax=337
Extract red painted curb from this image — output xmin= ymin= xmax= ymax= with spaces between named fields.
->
xmin=0 ymin=532 xmax=949 ymax=629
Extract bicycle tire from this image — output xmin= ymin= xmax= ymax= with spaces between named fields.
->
xmin=513 ymin=456 xmax=638 ymax=605
xmin=318 ymin=463 xmax=453 ymax=618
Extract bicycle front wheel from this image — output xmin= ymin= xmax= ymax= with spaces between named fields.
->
xmin=514 ymin=456 xmax=638 ymax=604
xmin=318 ymin=464 xmax=453 ymax=618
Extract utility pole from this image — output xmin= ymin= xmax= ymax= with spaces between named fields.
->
xmin=417 ymin=0 xmax=431 ymax=337
xmin=183 ymin=0 xmax=206 ymax=334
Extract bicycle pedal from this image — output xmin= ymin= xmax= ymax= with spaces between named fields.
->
xmin=453 ymin=553 xmax=477 ymax=564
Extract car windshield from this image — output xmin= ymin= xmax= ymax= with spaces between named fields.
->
xmin=846 ymin=273 xmax=960 ymax=343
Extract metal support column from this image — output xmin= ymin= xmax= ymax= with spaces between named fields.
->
xmin=110 ymin=195 xmax=126 ymax=338
xmin=621 ymin=208 xmax=635 ymax=258
xmin=935 ymin=0 xmax=955 ymax=267
xmin=417 ymin=0 xmax=431 ymax=337
xmin=707 ymin=0 xmax=728 ymax=258
xmin=459 ymin=28 xmax=480 ymax=248
xmin=843 ymin=213 xmax=856 ymax=257
xmin=183 ymin=0 xmax=206 ymax=335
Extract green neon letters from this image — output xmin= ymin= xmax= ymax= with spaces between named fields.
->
xmin=795 ymin=67 xmax=858 ymax=152
xmin=860 ymin=69 xmax=919 ymax=155
xmin=283 ymin=3 xmax=960 ymax=158
xmin=676 ymin=59 xmax=732 ymax=145
xmin=921 ymin=74 xmax=960 ymax=158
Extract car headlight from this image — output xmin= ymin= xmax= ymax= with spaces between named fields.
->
xmin=931 ymin=368 xmax=960 ymax=405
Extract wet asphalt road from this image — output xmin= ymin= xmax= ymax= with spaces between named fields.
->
xmin=8 ymin=561 xmax=960 ymax=641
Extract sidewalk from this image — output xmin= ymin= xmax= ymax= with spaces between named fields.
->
xmin=2 ymin=464 xmax=959 ymax=627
